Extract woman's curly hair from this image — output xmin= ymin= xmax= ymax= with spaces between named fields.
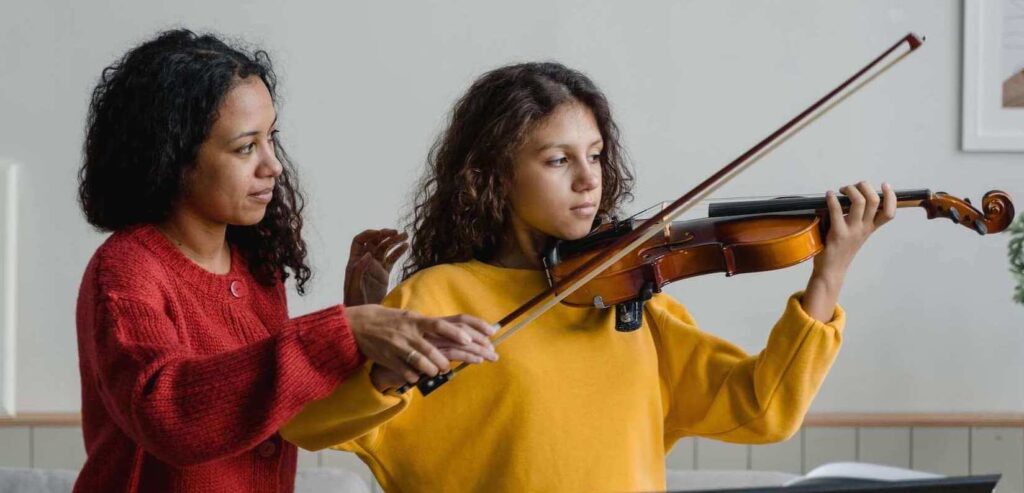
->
xmin=403 ymin=62 xmax=634 ymax=279
xmin=79 ymin=29 xmax=312 ymax=293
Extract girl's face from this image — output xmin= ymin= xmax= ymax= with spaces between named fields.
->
xmin=508 ymin=101 xmax=603 ymax=242
xmin=180 ymin=77 xmax=282 ymax=227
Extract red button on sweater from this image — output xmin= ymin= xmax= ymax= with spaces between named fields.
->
xmin=73 ymin=225 xmax=364 ymax=492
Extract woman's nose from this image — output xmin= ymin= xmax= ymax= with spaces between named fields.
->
xmin=258 ymin=146 xmax=283 ymax=178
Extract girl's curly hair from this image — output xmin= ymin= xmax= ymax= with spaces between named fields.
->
xmin=79 ymin=29 xmax=312 ymax=293
xmin=403 ymin=62 xmax=634 ymax=279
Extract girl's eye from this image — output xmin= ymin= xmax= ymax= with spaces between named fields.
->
xmin=237 ymin=143 xmax=256 ymax=155
xmin=269 ymin=130 xmax=280 ymax=147
xmin=588 ymin=153 xmax=602 ymax=163
xmin=547 ymin=156 xmax=569 ymax=166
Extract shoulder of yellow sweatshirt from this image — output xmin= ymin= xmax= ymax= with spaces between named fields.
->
xmin=282 ymin=260 xmax=845 ymax=492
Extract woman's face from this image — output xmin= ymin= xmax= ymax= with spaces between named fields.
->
xmin=180 ymin=77 xmax=282 ymax=226
xmin=508 ymin=101 xmax=603 ymax=242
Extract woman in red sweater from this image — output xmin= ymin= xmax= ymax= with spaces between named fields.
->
xmin=73 ymin=29 xmax=497 ymax=492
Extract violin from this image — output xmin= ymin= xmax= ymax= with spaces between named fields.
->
xmin=543 ymin=189 xmax=1016 ymax=331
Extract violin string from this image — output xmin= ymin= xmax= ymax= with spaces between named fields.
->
xmin=622 ymin=202 xmax=665 ymax=222
xmin=629 ymin=194 xmax=819 ymax=216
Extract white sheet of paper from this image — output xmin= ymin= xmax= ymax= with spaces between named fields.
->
xmin=784 ymin=462 xmax=943 ymax=486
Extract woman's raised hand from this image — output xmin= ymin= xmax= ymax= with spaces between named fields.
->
xmin=344 ymin=229 xmax=409 ymax=306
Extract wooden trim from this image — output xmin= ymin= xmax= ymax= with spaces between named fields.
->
xmin=0 ymin=413 xmax=81 ymax=427
xmin=2 ymin=412 xmax=1023 ymax=428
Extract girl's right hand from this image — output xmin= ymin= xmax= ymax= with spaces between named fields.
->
xmin=345 ymin=305 xmax=498 ymax=384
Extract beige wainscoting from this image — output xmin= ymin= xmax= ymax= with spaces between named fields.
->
xmin=2 ymin=413 xmax=1023 ymax=493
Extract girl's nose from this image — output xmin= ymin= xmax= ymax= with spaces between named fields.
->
xmin=572 ymin=160 xmax=600 ymax=192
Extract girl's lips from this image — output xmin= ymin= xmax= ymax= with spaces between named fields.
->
xmin=570 ymin=204 xmax=597 ymax=216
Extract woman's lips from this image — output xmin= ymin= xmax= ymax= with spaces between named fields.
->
xmin=249 ymin=189 xmax=273 ymax=203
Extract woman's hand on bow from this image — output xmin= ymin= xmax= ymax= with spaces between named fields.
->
xmin=345 ymin=305 xmax=499 ymax=390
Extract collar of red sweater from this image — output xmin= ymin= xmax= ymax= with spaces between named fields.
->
xmin=127 ymin=223 xmax=252 ymax=298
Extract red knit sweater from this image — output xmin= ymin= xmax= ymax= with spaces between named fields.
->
xmin=73 ymin=225 xmax=364 ymax=492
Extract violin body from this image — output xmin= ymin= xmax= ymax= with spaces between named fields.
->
xmin=544 ymin=215 xmax=826 ymax=309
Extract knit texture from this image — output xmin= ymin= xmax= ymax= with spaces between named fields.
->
xmin=73 ymin=224 xmax=364 ymax=493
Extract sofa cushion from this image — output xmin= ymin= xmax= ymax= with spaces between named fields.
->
xmin=295 ymin=468 xmax=372 ymax=493
xmin=0 ymin=467 xmax=371 ymax=493
xmin=0 ymin=467 xmax=76 ymax=493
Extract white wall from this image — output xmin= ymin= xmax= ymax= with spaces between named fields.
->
xmin=1 ymin=0 xmax=1021 ymax=413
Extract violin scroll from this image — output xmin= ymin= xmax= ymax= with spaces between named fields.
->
xmin=922 ymin=190 xmax=1014 ymax=235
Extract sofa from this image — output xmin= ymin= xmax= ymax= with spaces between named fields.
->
xmin=0 ymin=467 xmax=798 ymax=492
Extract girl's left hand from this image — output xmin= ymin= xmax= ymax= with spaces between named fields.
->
xmin=802 ymin=181 xmax=896 ymax=321
xmin=343 ymin=229 xmax=410 ymax=306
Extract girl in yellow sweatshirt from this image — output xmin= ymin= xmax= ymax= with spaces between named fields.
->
xmin=282 ymin=62 xmax=896 ymax=492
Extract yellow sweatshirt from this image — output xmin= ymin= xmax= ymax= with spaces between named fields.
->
xmin=282 ymin=260 xmax=845 ymax=493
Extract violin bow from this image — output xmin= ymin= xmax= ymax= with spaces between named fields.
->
xmin=397 ymin=33 xmax=925 ymax=396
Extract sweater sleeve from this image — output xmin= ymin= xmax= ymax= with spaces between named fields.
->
xmin=281 ymin=274 xmax=437 ymax=452
xmin=280 ymin=362 xmax=410 ymax=452
xmin=647 ymin=292 xmax=844 ymax=446
xmin=84 ymin=291 xmax=365 ymax=466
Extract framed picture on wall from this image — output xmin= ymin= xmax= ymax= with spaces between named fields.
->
xmin=0 ymin=163 xmax=17 ymax=416
xmin=962 ymin=0 xmax=1024 ymax=151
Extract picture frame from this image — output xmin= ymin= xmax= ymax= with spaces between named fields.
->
xmin=0 ymin=163 xmax=18 ymax=416
xmin=962 ymin=0 xmax=1024 ymax=151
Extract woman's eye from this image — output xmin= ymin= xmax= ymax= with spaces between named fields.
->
xmin=237 ymin=143 xmax=255 ymax=154
xmin=588 ymin=153 xmax=602 ymax=163
xmin=547 ymin=156 xmax=569 ymax=166
xmin=269 ymin=130 xmax=280 ymax=147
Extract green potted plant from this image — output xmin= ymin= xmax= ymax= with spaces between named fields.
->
xmin=1011 ymin=212 xmax=1024 ymax=304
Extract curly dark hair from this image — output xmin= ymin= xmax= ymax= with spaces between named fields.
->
xmin=79 ymin=29 xmax=312 ymax=293
xmin=403 ymin=62 xmax=634 ymax=279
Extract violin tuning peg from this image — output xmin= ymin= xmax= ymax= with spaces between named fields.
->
xmin=964 ymin=197 xmax=972 ymax=205
xmin=973 ymin=220 xmax=988 ymax=235
xmin=948 ymin=207 xmax=962 ymax=224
